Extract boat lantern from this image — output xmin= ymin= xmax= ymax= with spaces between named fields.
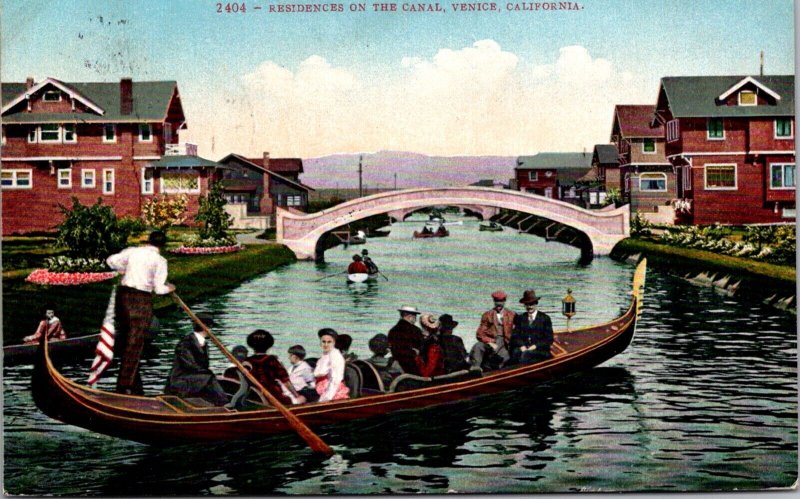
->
xmin=562 ymin=288 xmax=576 ymax=319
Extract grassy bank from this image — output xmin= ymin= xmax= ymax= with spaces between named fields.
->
xmin=3 ymin=244 xmax=296 ymax=344
xmin=612 ymin=238 xmax=795 ymax=289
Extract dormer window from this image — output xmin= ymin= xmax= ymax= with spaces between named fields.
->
xmin=43 ymin=90 xmax=62 ymax=102
xmin=738 ymin=90 xmax=757 ymax=106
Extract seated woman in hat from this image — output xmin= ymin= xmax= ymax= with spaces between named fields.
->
xmin=509 ymin=289 xmax=554 ymax=366
xmin=416 ymin=314 xmax=445 ymax=377
xmin=313 ymin=328 xmax=350 ymax=402
xmin=246 ymin=329 xmax=306 ymax=405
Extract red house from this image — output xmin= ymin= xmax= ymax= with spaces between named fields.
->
xmin=1 ymin=77 xmax=220 ymax=235
xmin=515 ymin=152 xmax=592 ymax=202
xmin=654 ymin=75 xmax=795 ymax=225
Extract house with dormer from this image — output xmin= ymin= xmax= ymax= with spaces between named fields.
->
xmin=611 ymin=104 xmax=675 ymax=222
xmin=1 ymin=76 xmax=223 ymax=235
xmin=654 ymin=75 xmax=795 ymax=225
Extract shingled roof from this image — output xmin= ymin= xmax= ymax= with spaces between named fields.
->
xmin=615 ymin=105 xmax=663 ymax=138
xmin=247 ymin=157 xmax=304 ymax=174
xmin=593 ymin=144 xmax=619 ymax=165
xmin=1 ymin=78 xmax=179 ymax=123
xmin=658 ymin=75 xmax=794 ymax=118
xmin=515 ymin=152 xmax=593 ymax=170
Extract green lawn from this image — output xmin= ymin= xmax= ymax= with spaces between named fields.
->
xmin=612 ymin=238 xmax=796 ymax=287
xmin=3 ymin=244 xmax=296 ymax=345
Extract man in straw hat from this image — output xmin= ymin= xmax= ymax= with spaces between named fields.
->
xmin=388 ymin=305 xmax=424 ymax=375
xmin=509 ymin=289 xmax=553 ymax=365
xmin=470 ymin=290 xmax=515 ymax=370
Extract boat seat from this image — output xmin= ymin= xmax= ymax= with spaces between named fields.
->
xmin=344 ymin=363 xmax=363 ymax=398
xmin=388 ymin=368 xmax=483 ymax=393
xmin=157 ymin=395 xmax=232 ymax=413
xmin=351 ymin=359 xmax=386 ymax=392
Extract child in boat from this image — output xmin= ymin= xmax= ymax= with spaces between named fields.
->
xmin=24 ymin=308 xmax=67 ymax=343
xmin=313 ymin=328 xmax=350 ymax=402
xmin=245 ymin=330 xmax=306 ymax=405
xmin=285 ymin=345 xmax=319 ymax=403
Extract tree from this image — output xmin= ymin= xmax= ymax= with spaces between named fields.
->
xmin=56 ymin=197 xmax=132 ymax=259
xmin=141 ymin=195 xmax=188 ymax=233
xmin=195 ymin=180 xmax=233 ymax=241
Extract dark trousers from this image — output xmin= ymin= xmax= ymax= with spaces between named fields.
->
xmin=299 ymin=387 xmax=320 ymax=403
xmin=114 ymin=286 xmax=153 ymax=395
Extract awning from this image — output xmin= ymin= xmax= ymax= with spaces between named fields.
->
xmin=147 ymin=155 xmax=230 ymax=169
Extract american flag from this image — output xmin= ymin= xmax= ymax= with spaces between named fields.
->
xmin=87 ymin=286 xmax=116 ymax=386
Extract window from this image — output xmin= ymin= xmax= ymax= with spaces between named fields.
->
xmin=161 ymin=171 xmax=200 ymax=193
xmin=738 ymin=90 xmax=757 ymax=106
xmin=682 ymin=165 xmax=692 ymax=191
xmin=102 ymin=169 xmax=115 ymax=194
xmin=783 ymin=208 xmax=796 ymax=219
xmin=528 ymin=171 xmax=538 ymax=181
xmin=775 ymin=119 xmax=793 ymax=139
xmin=163 ymin=122 xmax=173 ymax=144
xmin=639 ymin=172 xmax=667 ymax=192
xmin=81 ymin=169 xmax=96 ymax=188
xmin=707 ymin=118 xmax=724 ymax=140
xmin=57 ymin=168 xmax=72 ymax=188
xmin=103 ymin=124 xmax=116 ymax=143
xmin=642 ymin=139 xmax=656 ymax=154
xmin=666 ymin=120 xmax=679 ymax=142
xmin=141 ymin=168 xmax=154 ymax=194
xmin=286 ymin=195 xmax=302 ymax=206
xmin=1 ymin=126 xmax=5 ymax=145
xmin=63 ymin=124 xmax=76 ymax=143
xmin=39 ymin=124 xmax=60 ymax=142
xmin=139 ymin=124 xmax=152 ymax=142
xmin=704 ymin=164 xmax=737 ymax=190
xmin=0 ymin=169 xmax=32 ymax=189
xmin=770 ymin=163 xmax=795 ymax=189
xmin=43 ymin=90 xmax=61 ymax=102
xmin=28 ymin=128 xmax=37 ymax=143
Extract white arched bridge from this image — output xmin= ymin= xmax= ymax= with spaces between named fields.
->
xmin=276 ymin=187 xmax=630 ymax=260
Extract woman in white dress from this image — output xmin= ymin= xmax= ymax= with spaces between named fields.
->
xmin=313 ymin=328 xmax=350 ymax=402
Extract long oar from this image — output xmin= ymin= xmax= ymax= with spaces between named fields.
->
xmin=314 ymin=271 xmax=346 ymax=282
xmin=377 ymin=271 xmax=389 ymax=281
xmin=171 ymin=293 xmax=334 ymax=457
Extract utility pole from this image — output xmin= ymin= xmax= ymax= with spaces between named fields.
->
xmin=358 ymin=154 xmax=363 ymax=198
xmin=760 ymin=50 xmax=764 ymax=76
xmin=394 ymin=172 xmax=397 ymax=190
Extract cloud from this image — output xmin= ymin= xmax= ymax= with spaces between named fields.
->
xmin=183 ymin=42 xmax=652 ymax=158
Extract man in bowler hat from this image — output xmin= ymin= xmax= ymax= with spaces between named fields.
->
xmin=509 ymin=290 xmax=554 ymax=365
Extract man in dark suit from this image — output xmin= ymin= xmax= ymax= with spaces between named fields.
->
xmin=388 ymin=306 xmax=423 ymax=375
xmin=164 ymin=313 xmax=228 ymax=406
xmin=509 ymin=290 xmax=553 ymax=365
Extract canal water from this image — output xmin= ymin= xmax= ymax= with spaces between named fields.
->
xmin=3 ymin=215 xmax=797 ymax=494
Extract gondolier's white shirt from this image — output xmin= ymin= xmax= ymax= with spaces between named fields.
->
xmin=106 ymin=245 xmax=171 ymax=294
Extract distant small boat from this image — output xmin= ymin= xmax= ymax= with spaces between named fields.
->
xmin=348 ymin=236 xmax=366 ymax=245
xmin=414 ymin=229 xmax=449 ymax=238
xmin=368 ymin=229 xmax=391 ymax=238
xmin=479 ymin=223 xmax=504 ymax=232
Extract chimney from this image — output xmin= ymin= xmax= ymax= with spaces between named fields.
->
xmin=263 ymin=151 xmax=270 ymax=171
xmin=120 ymin=77 xmax=133 ymax=115
xmin=25 ymin=77 xmax=34 ymax=89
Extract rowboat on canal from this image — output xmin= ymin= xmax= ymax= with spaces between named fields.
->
xmin=413 ymin=228 xmax=449 ymax=238
xmin=346 ymin=272 xmax=379 ymax=283
xmin=4 ymin=333 xmax=99 ymax=367
xmin=32 ymin=260 xmax=647 ymax=445
xmin=479 ymin=222 xmax=504 ymax=232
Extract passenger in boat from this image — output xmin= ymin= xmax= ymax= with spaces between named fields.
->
xmin=361 ymin=249 xmax=379 ymax=274
xmin=417 ymin=314 xmax=445 ymax=377
xmin=438 ymin=314 xmax=470 ymax=373
xmin=509 ymin=290 xmax=554 ymax=365
xmin=313 ymin=328 xmax=350 ymax=402
xmin=366 ymin=333 xmax=403 ymax=386
xmin=23 ymin=307 xmax=67 ymax=343
xmin=335 ymin=334 xmax=358 ymax=362
xmin=435 ymin=224 xmax=447 ymax=235
xmin=470 ymin=291 xmax=514 ymax=371
xmin=106 ymin=230 xmax=175 ymax=395
xmin=286 ymin=345 xmax=319 ymax=403
xmin=164 ymin=313 xmax=228 ymax=406
xmin=421 ymin=226 xmax=433 ymax=235
xmin=246 ymin=330 xmax=306 ymax=405
xmin=347 ymin=254 xmax=369 ymax=274
xmin=388 ymin=306 xmax=424 ymax=375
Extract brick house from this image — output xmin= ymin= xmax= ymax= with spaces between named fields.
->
xmin=515 ymin=152 xmax=593 ymax=202
xmin=611 ymin=105 xmax=676 ymax=221
xmin=217 ymin=153 xmax=314 ymax=228
xmin=654 ymin=75 xmax=795 ymax=225
xmin=1 ymin=76 xmax=221 ymax=235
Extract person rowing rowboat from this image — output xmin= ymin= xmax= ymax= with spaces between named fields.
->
xmin=347 ymin=254 xmax=369 ymax=274
xmin=361 ymin=249 xmax=379 ymax=274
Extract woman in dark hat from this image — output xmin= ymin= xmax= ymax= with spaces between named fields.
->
xmin=313 ymin=328 xmax=350 ymax=402
xmin=509 ymin=289 xmax=553 ymax=365
xmin=245 ymin=329 xmax=305 ymax=405
xmin=438 ymin=314 xmax=470 ymax=373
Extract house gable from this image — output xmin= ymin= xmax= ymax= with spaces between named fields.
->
xmin=717 ymin=76 xmax=781 ymax=106
xmin=1 ymin=78 xmax=105 ymax=116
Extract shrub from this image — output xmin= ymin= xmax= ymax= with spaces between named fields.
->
xmin=604 ymin=188 xmax=622 ymax=207
xmin=742 ymin=226 xmax=776 ymax=250
xmin=44 ymin=256 xmax=108 ymax=273
xmin=141 ymin=195 xmax=188 ymax=232
xmin=768 ymin=226 xmax=796 ymax=265
xmin=630 ymin=213 xmax=652 ymax=237
xmin=55 ymin=197 xmax=132 ymax=259
xmin=182 ymin=234 xmax=237 ymax=248
xmin=195 ymin=180 xmax=233 ymax=241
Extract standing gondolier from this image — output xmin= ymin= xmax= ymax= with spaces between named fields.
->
xmin=106 ymin=230 xmax=175 ymax=395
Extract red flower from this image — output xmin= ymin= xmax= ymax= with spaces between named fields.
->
xmin=26 ymin=269 xmax=117 ymax=286
xmin=170 ymin=245 xmax=242 ymax=255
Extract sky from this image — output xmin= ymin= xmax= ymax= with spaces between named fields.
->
xmin=1 ymin=0 xmax=795 ymax=158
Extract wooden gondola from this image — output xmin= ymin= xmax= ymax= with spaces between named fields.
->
xmin=413 ymin=229 xmax=449 ymax=238
xmin=32 ymin=260 xmax=647 ymax=446
xmin=479 ymin=222 xmax=503 ymax=232
xmin=4 ymin=333 xmax=99 ymax=367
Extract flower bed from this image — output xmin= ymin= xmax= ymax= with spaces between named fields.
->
xmin=26 ymin=268 xmax=117 ymax=286
xmin=170 ymin=244 xmax=243 ymax=255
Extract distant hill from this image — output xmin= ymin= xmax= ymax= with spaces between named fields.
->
xmin=301 ymin=151 xmax=517 ymax=189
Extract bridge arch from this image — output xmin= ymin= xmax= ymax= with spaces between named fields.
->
xmin=276 ymin=187 xmax=629 ymax=260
